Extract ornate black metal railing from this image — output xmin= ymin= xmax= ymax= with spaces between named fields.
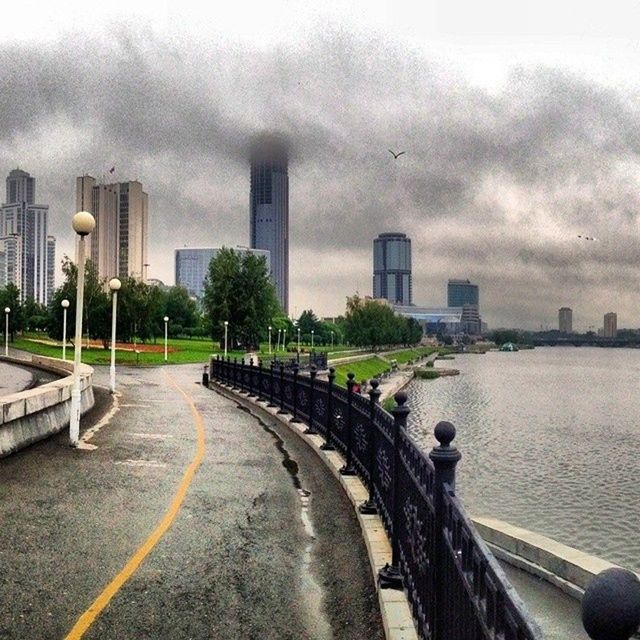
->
xmin=210 ymin=356 xmax=640 ymax=640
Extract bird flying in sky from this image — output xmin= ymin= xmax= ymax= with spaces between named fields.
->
xmin=577 ymin=235 xmax=597 ymax=241
xmin=388 ymin=149 xmax=406 ymax=159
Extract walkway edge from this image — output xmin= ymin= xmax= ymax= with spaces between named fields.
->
xmin=211 ymin=381 xmax=418 ymax=640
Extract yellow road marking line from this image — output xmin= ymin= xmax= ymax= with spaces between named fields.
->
xmin=64 ymin=372 xmax=206 ymax=639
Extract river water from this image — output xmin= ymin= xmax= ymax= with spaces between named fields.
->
xmin=405 ymin=347 xmax=640 ymax=573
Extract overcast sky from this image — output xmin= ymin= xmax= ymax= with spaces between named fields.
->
xmin=2 ymin=1 xmax=640 ymax=330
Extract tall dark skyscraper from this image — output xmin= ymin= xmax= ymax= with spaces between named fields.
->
xmin=250 ymin=136 xmax=289 ymax=313
xmin=373 ymin=232 xmax=412 ymax=305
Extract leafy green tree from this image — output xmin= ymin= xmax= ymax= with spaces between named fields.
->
xmin=0 ymin=284 xmax=22 ymax=340
xmin=344 ymin=294 xmax=421 ymax=349
xmin=164 ymin=286 xmax=199 ymax=337
xmin=203 ymin=248 xmax=280 ymax=350
xmin=48 ymin=257 xmax=109 ymax=345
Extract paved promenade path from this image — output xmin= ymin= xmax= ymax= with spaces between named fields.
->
xmin=0 ymin=363 xmax=382 ymax=640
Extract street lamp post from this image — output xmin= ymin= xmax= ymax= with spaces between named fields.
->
xmin=164 ymin=316 xmax=169 ymax=362
xmin=224 ymin=320 xmax=229 ymax=357
xmin=277 ymin=328 xmax=281 ymax=352
xmin=311 ymin=329 xmax=315 ymax=350
xmin=69 ymin=211 xmax=96 ymax=446
xmin=4 ymin=307 xmax=10 ymax=357
xmin=283 ymin=328 xmax=287 ymax=352
xmin=331 ymin=331 xmax=334 ymax=349
xmin=268 ymin=325 xmax=272 ymax=354
xmin=109 ymin=278 xmax=121 ymax=393
xmin=297 ymin=327 xmax=301 ymax=353
xmin=61 ymin=299 xmax=69 ymax=361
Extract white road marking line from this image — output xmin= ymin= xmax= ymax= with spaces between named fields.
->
xmin=115 ymin=459 xmax=168 ymax=468
xmin=130 ymin=432 xmax=174 ymax=440
xmin=78 ymin=391 xmax=121 ymax=449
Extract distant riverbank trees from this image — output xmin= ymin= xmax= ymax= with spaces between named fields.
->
xmin=344 ymin=294 xmax=422 ymax=349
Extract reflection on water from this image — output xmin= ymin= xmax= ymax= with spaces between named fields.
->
xmin=406 ymin=347 xmax=640 ymax=572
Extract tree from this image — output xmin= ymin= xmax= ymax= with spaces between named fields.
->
xmin=0 ymin=284 xmax=22 ymax=339
xmin=203 ymin=248 xmax=280 ymax=350
xmin=48 ymin=257 xmax=109 ymax=345
xmin=343 ymin=294 xmax=421 ymax=349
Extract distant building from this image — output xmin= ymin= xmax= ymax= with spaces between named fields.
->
xmin=447 ymin=279 xmax=481 ymax=333
xmin=175 ymin=246 xmax=270 ymax=299
xmin=0 ymin=235 xmax=21 ymax=288
xmin=559 ymin=307 xmax=573 ymax=333
xmin=76 ymin=176 xmax=149 ymax=281
xmin=603 ymin=312 xmax=617 ymax=338
xmin=373 ymin=232 xmax=412 ymax=305
xmin=46 ymin=236 xmax=56 ymax=303
xmin=250 ymin=137 xmax=289 ymax=312
xmin=0 ymin=169 xmax=51 ymax=304
xmin=447 ymin=279 xmax=479 ymax=307
xmin=393 ymin=304 xmax=463 ymax=335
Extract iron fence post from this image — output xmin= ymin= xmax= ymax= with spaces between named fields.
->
xmin=359 ymin=378 xmax=380 ymax=515
xmin=339 ymin=372 xmax=357 ymax=476
xmin=232 ymin=357 xmax=239 ymax=390
xmin=291 ymin=362 xmax=301 ymax=423
xmin=277 ymin=362 xmax=287 ymax=414
xmin=268 ymin=360 xmax=276 ymax=407
xmin=256 ymin=359 xmax=264 ymax=401
xmin=429 ymin=421 xmax=462 ymax=637
xmin=247 ymin=358 xmax=256 ymax=397
xmin=320 ymin=367 xmax=336 ymax=451
xmin=304 ymin=365 xmax=317 ymax=434
xmin=378 ymin=391 xmax=409 ymax=589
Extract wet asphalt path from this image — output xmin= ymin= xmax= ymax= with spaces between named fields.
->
xmin=0 ymin=364 xmax=382 ymax=640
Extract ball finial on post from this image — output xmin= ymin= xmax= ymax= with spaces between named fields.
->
xmin=582 ymin=568 xmax=640 ymax=640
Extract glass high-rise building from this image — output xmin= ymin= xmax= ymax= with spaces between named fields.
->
xmin=447 ymin=279 xmax=479 ymax=307
xmin=250 ymin=137 xmax=289 ymax=313
xmin=373 ymin=232 xmax=412 ymax=305
xmin=0 ymin=169 xmax=51 ymax=304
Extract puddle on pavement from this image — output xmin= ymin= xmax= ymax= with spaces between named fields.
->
xmin=236 ymin=403 xmax=333 ymax=639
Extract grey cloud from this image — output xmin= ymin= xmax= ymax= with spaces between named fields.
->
xmin=1 ymin=26 xmax=640 ymax=327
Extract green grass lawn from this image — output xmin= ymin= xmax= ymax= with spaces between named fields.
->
xmin=11 ymin=334 xmax=245 ymax=366
xmin=384 ymin=345 xmax=441 ymax=364
xmin=332 ymin=356 xmax=391 ymax=387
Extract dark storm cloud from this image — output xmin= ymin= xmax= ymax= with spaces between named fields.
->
xmin=1 ymin=26 xmax=640 ymax=327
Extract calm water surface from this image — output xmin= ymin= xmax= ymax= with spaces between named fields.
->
xmin=406 ymin=347 xmax=640 ymax=572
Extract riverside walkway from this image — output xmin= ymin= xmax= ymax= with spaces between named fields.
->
xmin=0 ymin=363 xmax=382 ymax=639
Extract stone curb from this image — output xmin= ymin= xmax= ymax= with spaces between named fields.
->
xmin=210 ymin=381 xmax=418 ymax=640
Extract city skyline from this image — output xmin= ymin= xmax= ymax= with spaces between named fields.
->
xmin=3 ymin=3 xmax=640 ymax=328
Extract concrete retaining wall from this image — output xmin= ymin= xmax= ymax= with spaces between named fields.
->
xmin=472 ymin=516 xmax=640 ymax=600
xmin=0 ymin=355 xmax=94 ymax=457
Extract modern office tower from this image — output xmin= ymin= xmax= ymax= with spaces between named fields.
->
xmin=604 ymin=312 xmax=617 ymax=338
xmin=175 ymin=246 xmax=270 ymax=299
xmin=559 ymin=307 xmax=573 ymax=333
xmin=76 ymin=176 xmax=149 ymax=280
xmin=46 ymin=236 xmax=56 ymax=303
xmin=0 ymin=236 xmax=21 ymax=288
xmin=373 ymin=232 xmax=412 ymax=305
xmin=447 ymin=279 xmax=479 ymax=307
xmin=0 ymin=169 xmax=50 ymax=304
xmin=250 ymin=138 xmax=289 ymax=312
